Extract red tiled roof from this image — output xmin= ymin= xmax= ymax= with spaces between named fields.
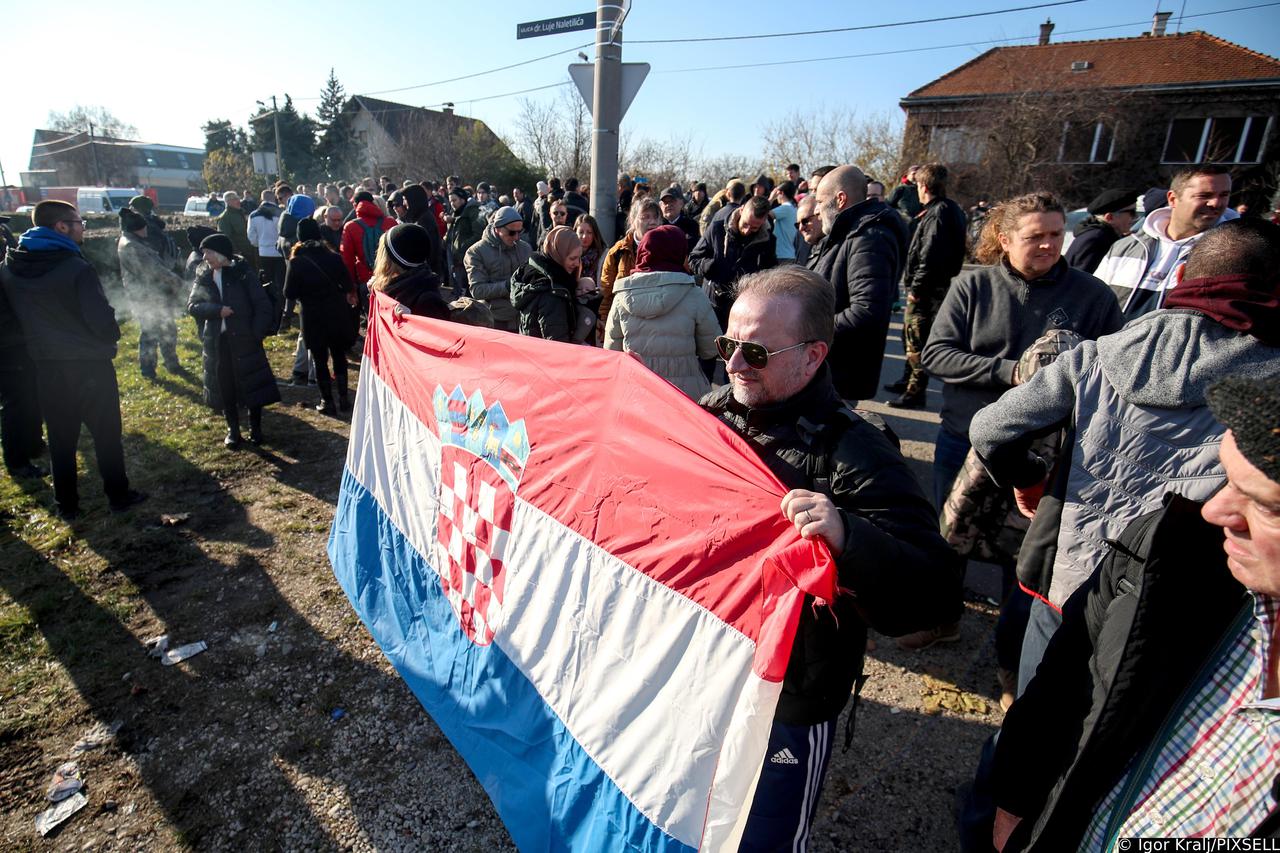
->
xmin=905 ymin=31 xmax=1280 ymax=100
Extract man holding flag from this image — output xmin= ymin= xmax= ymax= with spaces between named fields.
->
xmin=331 ymin=264 xmax=962 ymax=851
xmin=702 ymin=266 xmax=964 ymax=849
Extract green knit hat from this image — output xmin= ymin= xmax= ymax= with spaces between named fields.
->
xmin=1207 ymin=376 xmax=1280 ymax=482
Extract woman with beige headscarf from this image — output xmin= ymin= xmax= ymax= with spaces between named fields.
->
xmin=509 ymin=225 xmax=594 ymax=342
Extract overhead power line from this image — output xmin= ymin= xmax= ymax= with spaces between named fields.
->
xmin=628 ymin=0 xmax=1087 ymax=44
xmin=656 ymin=2 xmax=1280 ymax=75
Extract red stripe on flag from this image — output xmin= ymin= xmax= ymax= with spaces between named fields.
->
xmin=362 ymin=293 xmax=836 ymax=681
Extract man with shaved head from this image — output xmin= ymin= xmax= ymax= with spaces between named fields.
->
xmin=809 ymin=164 xmax=909 ymax=404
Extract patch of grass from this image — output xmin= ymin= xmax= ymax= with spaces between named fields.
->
xmin=0 ymin=317 xmax=328 ymax=744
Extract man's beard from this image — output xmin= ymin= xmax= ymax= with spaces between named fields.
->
xmin=819 ymin=198 xmax=841 ymax=233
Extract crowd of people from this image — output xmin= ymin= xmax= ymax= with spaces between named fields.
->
xmin=0 ymin=153 xmax=1277 ymax=850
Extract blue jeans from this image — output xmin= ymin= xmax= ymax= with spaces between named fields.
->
xmin=1017 ymin=597 xmax=1063 ymax=696
xmin=933 ymin=426 xmax=971 ymax=511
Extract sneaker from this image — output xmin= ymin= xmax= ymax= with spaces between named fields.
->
xmin=225 ymin=430 xmax=243 ymax=449
xmin=887 ymin=392 xmax=927 ymax=409
xmin=895 ymin=621 xmax=962 ymax=651
xmin=109 ymin=490 xmax=148 ymax=512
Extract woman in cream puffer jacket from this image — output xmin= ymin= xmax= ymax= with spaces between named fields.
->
xmin=604 ymin=224 xmax=721 ymax=400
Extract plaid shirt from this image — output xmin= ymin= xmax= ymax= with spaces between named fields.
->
xmin=1083 ymin=593 xmax=1280 ymax=850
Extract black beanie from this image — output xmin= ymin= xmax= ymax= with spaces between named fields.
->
xmin=120 ymin=207 xmax=148 ymax=233
xmin=385 ymin=223 xmax=431 ymax=268
xmin=297 ymin=217 xmax=321 ymax=242
xmin=199 ymin=233 xmax=236 ymax=259
xmin=186 ymin=225 xmax=216 ymax=249
xmin=1207 ymin=376 xmax=1280 ymax=483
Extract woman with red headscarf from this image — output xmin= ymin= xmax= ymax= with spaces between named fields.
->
xmin=603 ymin=224 xmax=722 ymax=399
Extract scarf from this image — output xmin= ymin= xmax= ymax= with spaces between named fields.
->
xmin=1164 ymin=273 xmax=1280 ymax=347
xmin=542 ymin=226 xmax=582 ymax=273
xmin=17 ymin=226 xmax=81 ymax=255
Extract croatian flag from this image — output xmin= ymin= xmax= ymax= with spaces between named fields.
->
xmin=329 ymin=293 xmax=836 ymax=851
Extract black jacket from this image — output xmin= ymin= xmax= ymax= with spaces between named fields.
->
xmin=380 ymin=267 xmax=451 ymax=322
xmin=904 ymin=197 xmax=967 ymax=304
xmin=808 ymin=199 xmax=908 ymax=402
xmin=282 ymin=242 xmax=357 ymax=351
xmin=689 ymin=209 xmax=777 ymax=320
xmin=401 ymin=186 xmax=450 ymax=282
xmin=1063 ymin=219 xmax=1121 ymax=275
xmin=701 ymin=368 xmax=963 ymax=725
xmin=0 ymin=246 xmax=120 ymax=361
xmin=993 ymin=495 xmax=1277 ymax=850
xmin=188 ymin=259 xmax=281 ymax=412
xmin=510 ymin=254 xmax=578 ymax=342
xmin=666 ymin=213 xmax=700 ymax=255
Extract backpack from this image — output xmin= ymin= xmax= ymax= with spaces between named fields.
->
xmin=358 ymin=220 xmax=384 ymax=272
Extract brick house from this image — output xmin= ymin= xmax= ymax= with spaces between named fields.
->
xmin=898 ymin=15 xmax=1280 ymax=207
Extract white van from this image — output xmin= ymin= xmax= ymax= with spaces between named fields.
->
xmin=183 ymin=196 xmax=216 ymax=217
xmin=77 ymin=187 xmax=139 ymax=214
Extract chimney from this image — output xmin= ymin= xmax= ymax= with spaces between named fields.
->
xmin=442 ymin=102 xmax=455 ymax=116
xmin=1152 ymin=11 xmax=1172 ymax=36
xmin=1039 ymin=19 xmax=1055 ymax=46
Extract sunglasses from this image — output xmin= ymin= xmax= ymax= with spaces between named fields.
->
xmin=715 ymin=336 xmax=814 ymax=369
xmin=502 ymin=227 xmax=523 ymax=236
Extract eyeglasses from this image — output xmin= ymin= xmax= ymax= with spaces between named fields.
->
xmin=61 ymin=219 xmax=86 ymax=227
xmin=799 ymin=214 xmax=820 ymax=227
xmin=715 ymin=336 xmax=815 ymax=369
xmin=552 ymin=210 xmax=568 ymax=218
xmin=502 ymin=227 xmax=523 ymax=236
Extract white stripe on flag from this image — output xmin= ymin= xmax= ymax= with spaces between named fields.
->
xmin=346 ymin=367 xmax=780 ymax=849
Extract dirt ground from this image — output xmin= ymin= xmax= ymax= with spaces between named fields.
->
xmin=0 ymin=317 xmax=1005 ymax=852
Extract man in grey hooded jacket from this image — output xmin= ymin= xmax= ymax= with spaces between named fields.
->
xmin=465 ymin=206 xmax=530 ymax=332
xmin=970 ymin=218 xmax=1280 ymax=691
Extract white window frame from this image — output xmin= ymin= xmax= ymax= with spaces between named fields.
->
xmin=1058 ymin=120 xmax=1115 ymax=163
xmin=1162 ymin=115 xmax=1273 ymax=164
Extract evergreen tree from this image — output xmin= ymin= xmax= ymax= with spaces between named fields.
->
xmin=248 ymin=96 xmax=318 ymax=182
xmin=316 ymin=69 xmax=360 ymax=181
xmin=202 ymin=119 xmax=246 ymax=154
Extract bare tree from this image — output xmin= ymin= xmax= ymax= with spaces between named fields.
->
xmin=48 ymin=105 xmax=138 ymax=140
xmin=510 ymin=86 xmax=593 ymax=182
xmin=762 ymin=107 xmax=904 ymax=183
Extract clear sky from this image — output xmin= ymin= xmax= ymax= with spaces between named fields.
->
xmin=5 ymin=0 xmax=1279 ymax=186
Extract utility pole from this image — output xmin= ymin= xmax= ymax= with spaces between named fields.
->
xmin=589 ymin=0 xmax=623 ymax=245
xmin=271 ymin=95 xmax=284 ymax=179
xmin=87 ymin=120 xmax=103 ymax=186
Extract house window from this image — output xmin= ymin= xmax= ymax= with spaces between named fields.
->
xmin=1162 ymin=116 xmax=1272 ymax=164
xmin=1059 ymin=120 xmax=1114 ymax=163
xmin=928 ymin=125 xmax=983 ymax=163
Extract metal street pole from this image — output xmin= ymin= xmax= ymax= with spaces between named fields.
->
xmin=88 ymin=121 xmax=103 ymax=186
xmin=589 ymin=0 xmax=623 ymax=246
xmin=271 ymin=95 xmax=285 ymax=179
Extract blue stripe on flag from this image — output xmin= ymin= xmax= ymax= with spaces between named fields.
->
xmin=329 ymin=470 xmax=697 ymax=853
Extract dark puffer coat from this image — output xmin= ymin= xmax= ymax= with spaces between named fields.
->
xmin=188 ymin=259 xmax=282 ymax=412
xmin=379 ymin=267 xmax=451 ymax=321
xmin=510 ymin=253 xmax=579 ymax=342
xmin=808 ymin=199 xmax=908 ymax=402
xmin=283 ymin=242 xmax=357 ymax=351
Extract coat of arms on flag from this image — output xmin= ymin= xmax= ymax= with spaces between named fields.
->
xmin=431 ymin=386 xmax=530 ymax=646
xmin=329 ymin=293 xmax=836 ymax=851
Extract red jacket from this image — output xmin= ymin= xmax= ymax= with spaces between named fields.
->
xmin=340 ymin=201 xmax=397 ymax=284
